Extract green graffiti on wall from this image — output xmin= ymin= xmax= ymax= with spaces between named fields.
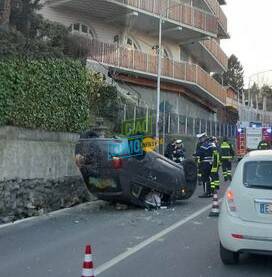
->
xmin=121 ymin=117 xmax=152 ymax=136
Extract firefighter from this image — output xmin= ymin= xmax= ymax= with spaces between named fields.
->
xmin=196 ymin=135 xmax=216 ymax=198
xmin=210 ymin=137 xmax=220 ymax=192
xmin=257 ymin=140 xmax=271 ymax=150
xmin=220 ymin=137 xmax=234 ymax=181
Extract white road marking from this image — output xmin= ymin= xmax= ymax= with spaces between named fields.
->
xmin=95 ymin=200 xmax=222 ymax=275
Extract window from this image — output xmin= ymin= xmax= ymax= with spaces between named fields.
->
xmin=81 ymin=24 xmax=88 ymax=33
xmin=73 ymin=23 xmax=80 ymax=31
xmin=126 ymin=38 xmax=138 ymax=50
xmin=163 ymin=48 xmax=169 ymax=58
xmin=180 ymin=48 xmax=190 ymax=62
xmin=69 ymin=23 xmax=94 ymax=38
xmin=152 ymin=45 xmax=170 ymax=58
xmin=243 ymin=161 xmax=272 ymax=189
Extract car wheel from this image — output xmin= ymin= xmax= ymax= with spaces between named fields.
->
xmin=220 ymin=243 xmax=239 ymax=265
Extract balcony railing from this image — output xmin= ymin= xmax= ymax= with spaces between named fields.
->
xmin=88 ymin=39 xmax=226 ymax=104
xmin=204 ymin=0 xmax=227 ymax=34
xmin=226 ymin=96 xmax=239 ymax=110
xmin=114 ymin=0 xmax=218 ymax=35
xmin=201 ymin=39 xmax=228 ymax=69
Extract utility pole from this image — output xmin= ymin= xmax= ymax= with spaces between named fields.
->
xmin=155 ymin=13 xmax=163 ymax=142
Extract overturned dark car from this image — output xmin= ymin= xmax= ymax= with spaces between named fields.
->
xmin=75 ymin=134 xmax=197 ymax=208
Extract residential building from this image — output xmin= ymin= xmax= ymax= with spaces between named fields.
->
xmin=40 ymin=0 xmax=231 ymax=121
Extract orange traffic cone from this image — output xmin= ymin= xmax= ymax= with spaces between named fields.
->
xmin=81 ymin=244 xmax=95 ymax=277
xmin=209 ymin=191 xmax=220 ymax=217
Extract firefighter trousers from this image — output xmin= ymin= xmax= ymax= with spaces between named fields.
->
xmin=222 ymin=160 xmax=232 ymax=181
xmin=210 ymin=171 xmax=220 ymax=192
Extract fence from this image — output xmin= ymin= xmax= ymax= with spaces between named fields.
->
xmin=118 ymin=103 xmax=236 ymax=139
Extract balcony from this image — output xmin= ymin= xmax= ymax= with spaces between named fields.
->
xmin=183 ymin=38 xmax=228 ymax=73
xmin=47 ymin=0 xmax=218 ymax=41
xmin=203 ymin=0 xmax=228 ymax=38
xmin=226 ymin=96 xmax=239 ymax=110
xmin=88 ymin=39 xmax=227 ymax=105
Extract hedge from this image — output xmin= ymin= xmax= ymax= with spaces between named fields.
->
xmin=0 ymin=58 xmax=90 ymax=132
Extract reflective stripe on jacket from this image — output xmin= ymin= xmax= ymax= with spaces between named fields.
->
xmin=220 ymin=141 xmax=233 ymax=160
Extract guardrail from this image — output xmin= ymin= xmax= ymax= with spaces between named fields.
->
xmin=114 ymin=0 xmax=218 ymax=35
xmin=226 ymin=97 xmax=239 ymax=109
xmin=88 ymin=39 xmax=227 ymax=104
xmin=204 ymin=0 xmax=228 ymax=34
xmin=201 ymin=39 xmax=228 ymax=70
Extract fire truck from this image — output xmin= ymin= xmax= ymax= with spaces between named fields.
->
xmin=236 ymin=122 xmax=272 ymax=159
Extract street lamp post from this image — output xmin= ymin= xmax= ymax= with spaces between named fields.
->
xmin=155 ymin=2 xmax=184 ymax=148
xmin=155 ymin=13 xmax=163 ymax=142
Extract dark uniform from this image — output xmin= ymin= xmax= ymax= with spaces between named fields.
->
xmin=165 ymin=140 xmax=176 ymax=160
xmin=220 ymin=138 xmax=234 ymax=181
xmin=196 ymin=139 xmax=216 ymax=198
xmin=195 ymin=141 xmax=202 ymax=180
xmin=172 ymin=145 xmax=185 ymax=164
xmin=257 ymin=140 xmax=270 ymax=150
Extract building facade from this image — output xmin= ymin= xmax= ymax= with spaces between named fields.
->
xmin=40 ymin=0 xmax=231 ymax=121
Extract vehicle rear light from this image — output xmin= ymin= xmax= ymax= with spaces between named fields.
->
xmin=232 ymin=234 xmax=244 ymax=239
xmin=226 ymin=189 xmax=238 ymax=216
xmin=112 ymin=157 xmax=123 ymax=169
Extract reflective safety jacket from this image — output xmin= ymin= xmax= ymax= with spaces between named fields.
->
xmin=257 ymin=140 xmax=270 ymax=150
xmin=220 ymin=141 xmax=234 ymax=160
xmin=211 ymin=149 xmax=220 ymax=173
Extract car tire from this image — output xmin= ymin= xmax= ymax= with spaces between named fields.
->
xmin=220 ymin=243 xmax=239 ymax=265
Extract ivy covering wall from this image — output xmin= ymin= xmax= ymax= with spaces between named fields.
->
xmin=0 ymin=58 xmax=90 ymax=132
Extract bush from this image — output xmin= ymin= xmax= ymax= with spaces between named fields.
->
xmin=0 ymin=58 xmax=90 ymax=132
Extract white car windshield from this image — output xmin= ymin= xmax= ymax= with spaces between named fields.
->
xmin=244 ymin=161 xmax=272 ymax=189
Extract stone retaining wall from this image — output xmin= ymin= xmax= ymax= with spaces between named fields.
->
xmin=0 ymin=126 xmax=93 ymax=224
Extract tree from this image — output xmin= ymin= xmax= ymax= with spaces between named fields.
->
xmin=260 ymin=85 xmax=272 ymax=111
xmin=1 ymin=0 xmax=91 ymax=62
xmin=224 ymin=54 xmax=244 ymax=91
xmin=212 ymin=54 xmax=244 ymax=92
xmin=10 ymin=0 xmax=42 ymax=37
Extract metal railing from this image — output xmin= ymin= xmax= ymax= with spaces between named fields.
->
xmin=88 ymin=39 xmax=227 ymax=104
xmin=226 ymin=96 xmax=239 ymax=110
xmin=118 ymin=104 xmax=236 ymax=139
xmin=204 ymin=0 xmax=228 ymax=34
xmin=114 ymin=0 xmax=218 ymax=35
xmin=201 ymin=39 xmax=228 ymax=70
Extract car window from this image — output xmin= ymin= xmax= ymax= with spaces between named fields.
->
xmin=243 ymin=161 xmax=272 ymax=189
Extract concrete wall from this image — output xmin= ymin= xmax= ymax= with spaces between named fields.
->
xmin=118 ymin=83 xmax=215 ymax=120
xmin=0 ymin=127 xmax=92 ymax=224
xmin=0 ymin=126 xmax=80 ymax=181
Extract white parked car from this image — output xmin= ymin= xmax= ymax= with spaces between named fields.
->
xmin=218 ymin=150 xmax=272 ymax=265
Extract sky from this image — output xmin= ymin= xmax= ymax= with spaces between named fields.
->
xmin=221 ymin=0 xmax=272 ymax=86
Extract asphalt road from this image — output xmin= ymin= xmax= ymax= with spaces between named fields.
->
xmin=0 ymin=180 xmax=271 ymax=277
